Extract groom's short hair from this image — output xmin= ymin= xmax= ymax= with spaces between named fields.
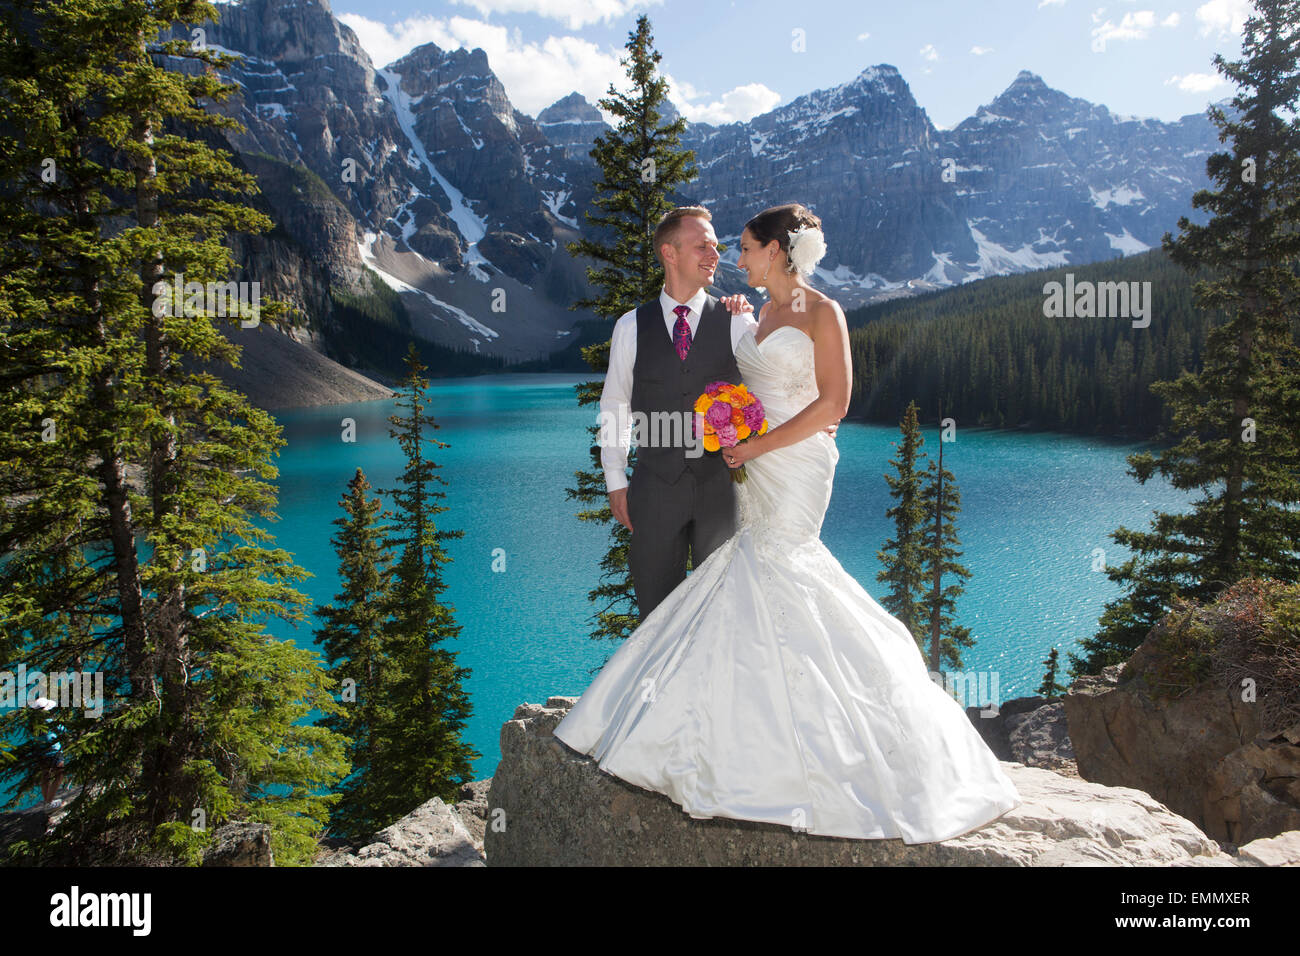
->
xmin=653 ymin=206 xmax=712 ymax=267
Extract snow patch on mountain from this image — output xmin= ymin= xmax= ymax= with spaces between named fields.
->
xmin=541 ymin=189 xmax=578 ymax=228
xmin=1105 ymin=228 xmax=1151 ymax=255
xmin=357 ymin=232 xmax=499 ymax=341
xmin=377 ymin=66 xmax=492 ymax=281
xmin=968 ymin=222 xmax=1071 ymax=276
xmin=1090 ymin=184 xmax=1145 ymax=208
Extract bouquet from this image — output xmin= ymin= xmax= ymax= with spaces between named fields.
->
xmin=693 ymin=381 xmax=768 ymax=483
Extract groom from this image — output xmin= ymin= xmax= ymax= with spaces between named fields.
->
xmin=600 ymin=206 xmax=754 ymax=621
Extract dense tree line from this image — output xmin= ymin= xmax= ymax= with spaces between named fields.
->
xmin=842 ymin=249 xmax=1249 ymax=437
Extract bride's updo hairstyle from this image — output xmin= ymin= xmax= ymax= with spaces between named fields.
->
xmin=744 ymin=203 xmax=826 ymax=276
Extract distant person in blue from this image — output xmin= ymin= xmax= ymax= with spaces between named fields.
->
xmin=27 ymin=696 xmax=65 ymax=810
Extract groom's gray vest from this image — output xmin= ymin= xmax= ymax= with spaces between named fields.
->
xmin=630 ymin=295 xmax=741 ymax=484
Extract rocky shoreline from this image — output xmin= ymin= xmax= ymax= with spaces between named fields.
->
xmin=210 ymin=323 xmax=394 ymax=411
xmin=7 ymin=613 xmax=1298 ymax=867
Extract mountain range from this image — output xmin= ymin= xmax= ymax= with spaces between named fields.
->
xmin=173 ymin=0 xmax=1221 ymax=376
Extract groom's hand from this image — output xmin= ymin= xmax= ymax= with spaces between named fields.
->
xmin=610 ymin=488 xmax=632 ymax=531
xmin=720 ymin=294 xmax=754 ymax=314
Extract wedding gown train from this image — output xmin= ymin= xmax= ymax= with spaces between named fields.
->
xmin=552 ymin=324 xmax=1022 ymax=843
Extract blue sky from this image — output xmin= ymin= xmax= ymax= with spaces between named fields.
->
xmin=330 ymin=0 xmax=1252 ymax=128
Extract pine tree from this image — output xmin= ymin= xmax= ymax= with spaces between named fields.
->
xmin=564 ymin=14 xmax=700 ymax=642
xmin=1074 ymin=0 xmax=1300 ymax=676
xmin=0 ymin=0 xmax=347 ymax=865
xmin=918 ymin=407 xmax=975 ymax=673
xmin=876 ymin=400 xmax=928 ymax=640
xmin=375 ymin=344 xmax=478 ymax=821
xmin=314 ymin=468 xmax=394 ymax=839
xmin=1037 ymin=648 xmax=1067 ymax=698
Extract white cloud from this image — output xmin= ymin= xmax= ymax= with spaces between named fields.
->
xmin=970 ymin=45 xmax=994 ymax=55
xmin=338 ymin=12 xmax=777 ymax=125
xmin=448 ymin=0 xmax=663 ymax=30
xmin=1195 ymin=0 xmax=1252 ymax=39
xmin=1090 ymin=8 xmax=1183 ymax=48
xmin=339 ymin=13 xmax=628 ymax=117
xmin=857 ymin=32 xmax=871 ymax=41
xmin=1108 ymin=10 xmax=1156 ymax=39
xmin=1038 ymin=0 xmax=1066 ymax=7
xmin=1165 ymin=71 xmax=1229 ymax=93
xmin=665 ymin=77 xmax=782 ymax=125
xmin=919 ymin=43 xmax=939 ymax=61
xmin=1091 ymin=10 xmax=1161 ymax=47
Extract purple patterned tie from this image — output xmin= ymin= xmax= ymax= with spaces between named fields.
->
xmin=672 ymin=304 xmax=692 ymax=360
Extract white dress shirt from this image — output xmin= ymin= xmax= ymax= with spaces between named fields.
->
xmin=600 ymin=287 xmax=759 ymax=492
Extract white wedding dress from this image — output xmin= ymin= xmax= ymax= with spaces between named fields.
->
xmin=553 ymin=324 xmax=1022 ymax=843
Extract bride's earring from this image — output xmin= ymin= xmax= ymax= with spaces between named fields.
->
xmin=761 ymin=256 xmax=772 ymax=283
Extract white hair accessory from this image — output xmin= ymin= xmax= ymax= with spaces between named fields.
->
xmin=786 ymin=226 xmax=827 ymax=277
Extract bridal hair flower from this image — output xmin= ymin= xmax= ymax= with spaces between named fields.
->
xmin=786 ymin=226 xmax=827 ymax=277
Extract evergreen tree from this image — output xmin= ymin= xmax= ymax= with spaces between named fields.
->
xmin=374 ymin=344 xmax=478 ymax=821
xmin=1037 ymin=648 xmax=1067 ymax=698
xmin=918 ymin=408 xmax=974 ymax=673
xmin=314 ymin=468 xmax=394 ymax=839
xmin=564 ymin=14 xmax=700 ymax=643
xmin=1074 ymin=0 xmax=1300 ymax=676
xmin=876 ymin=400 xmax=928 ymax=640
xmin=0 ymin=0 xmax=347 ymax=865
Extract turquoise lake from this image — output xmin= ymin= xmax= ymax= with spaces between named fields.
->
xmin=266 ymin=372 xmax=1193 ymax=781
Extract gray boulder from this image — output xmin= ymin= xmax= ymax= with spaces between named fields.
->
xmin=202 ymin=822 xmax=275 ymax=867
xmin=1065 ymin=616 xmax=1300 ymax=845
xmin=317 ymin=796 xmax=486 ymax=867
xmin=484 ymin=696 xmax=1237 ymax=866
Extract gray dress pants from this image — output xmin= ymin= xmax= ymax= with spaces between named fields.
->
xmin=626 ymin=463 xmax=738 ymax=622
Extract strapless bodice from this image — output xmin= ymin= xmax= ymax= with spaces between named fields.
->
xmin=735 ymin=325 xmax=821 ymax=427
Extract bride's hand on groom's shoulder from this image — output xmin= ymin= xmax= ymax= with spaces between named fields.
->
xmin=719 ymin=294 xmax=753 ymax=314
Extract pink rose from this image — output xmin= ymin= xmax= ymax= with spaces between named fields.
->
xmin=705 ymin=402 xmax=732 ymax=428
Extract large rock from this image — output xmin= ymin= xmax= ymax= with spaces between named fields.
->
xmin=484 ymin=696 xmax=1237 ymax=866
xmin=202 ymin=822 xmax=275 ymax=867
xmin=316 ymin=796 xmax=486 ymax=867
xmin=1205 ymin=723 xmax=1300 ymax=844
xmin=1065 ymin=614 xmax=1300 ymax=846
xmin=1235 ymin=831 xmax=1300 ymax=867
xmin=451 ymin=778 xmax=492 ymax=849
xmin=965 ymin=695 xmax=1078 ymax=776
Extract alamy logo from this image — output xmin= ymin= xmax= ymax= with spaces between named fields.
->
xmin=152 ymin=272 xmax=261 ymax=328
xmin=597 ymin=408 xmax=703 ymax=457
xmin=929 ymin=669 xmax=1001 ymax=716
xmin=1042 ymin=273 xmax=1151 ymax=328
xmin=0 ymin=665 xmax=103 ymax=717
xmin=49 ymin=886 xmax=151 ymax=936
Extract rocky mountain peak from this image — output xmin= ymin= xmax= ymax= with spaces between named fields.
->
xmin=175 ymin=0 xmax=1224 ymax=366
xmin=977 ymin=69 xmax=1091 ymax=125
xmin=387 ymin=42 xmax=520 ymax=140
xmin=537 ymin=91 xmax=604 ymax=125
xmin=841 ymin=63 xmax=909 ymax=99
xmin=536 ymin=92 xmax=609 ymax=163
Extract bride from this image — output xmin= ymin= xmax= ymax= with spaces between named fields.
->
xmin=552 ymin=203 xmax=1022 ymax=843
